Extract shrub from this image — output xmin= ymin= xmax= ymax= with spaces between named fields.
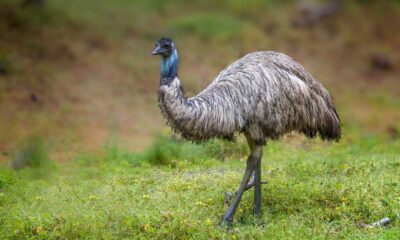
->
xmin=140 ymin=134 xmax=249 ymax=166
xmin=141 ymin=134 xmax=182 ymax=166
xmin=12 ymin=137 xmax=50 ymax=170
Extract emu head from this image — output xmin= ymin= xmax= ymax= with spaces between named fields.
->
xmin=152 ymin=37 xmax=174 ymax=57
xmin=152 ymin=37 xmax=178 ymax=80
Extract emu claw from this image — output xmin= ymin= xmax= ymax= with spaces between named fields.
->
xmin=219 ymin=217 xmax=234 ymax=228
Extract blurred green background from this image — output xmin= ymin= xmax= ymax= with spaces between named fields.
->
xmin=0 ymin=1 xmax=400 ymax=238
xmin=0 ymin=0 xmax=398 ymax=158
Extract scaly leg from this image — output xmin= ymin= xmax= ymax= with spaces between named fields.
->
xmin=247 ymin=173 xmax=255 ymax=189
xmin=223 ymin=155 xmax=256 ymax=223
xmin=224 ymin=171 xmax=267 ymax=203
xmin=253 ymin=148 xmax=262 ymax=216
xmin=245 ymin=171 xmax=267 ymax=191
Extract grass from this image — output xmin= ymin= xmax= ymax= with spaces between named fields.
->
xmin=169 ymin=13 xmax=262 ymax=41
xmin=1 ymin=133 xmax=400 ymax=239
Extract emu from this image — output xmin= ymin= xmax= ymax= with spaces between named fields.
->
xmin=152 ymin=37 xmax=340 ymax=224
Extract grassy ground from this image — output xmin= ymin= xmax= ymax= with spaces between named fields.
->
xmin=1 ymin=133 xmax=400 ymax=239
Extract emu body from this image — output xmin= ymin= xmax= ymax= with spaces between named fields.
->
xmin=152 ymin=37 xmax=340 ymax=223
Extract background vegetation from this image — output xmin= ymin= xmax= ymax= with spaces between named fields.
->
xmin=0 ymin=0 xmax=399 ymax=239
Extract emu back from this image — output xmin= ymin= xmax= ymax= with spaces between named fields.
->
xmin=158 ymin=51 xmax=340 ymax=144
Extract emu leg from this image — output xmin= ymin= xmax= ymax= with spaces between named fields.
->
xmin=247 ymin=173 xmax=255 ymax=190
xmin=224 ymin=174 xmax=267 ymax=205
xmin=223 ymin=155 xmax=256 ymax=223
xmin=224 ymin=171 xmax=253 ymax=208
xmin=253 ymin=150 xmax=262 ymax=216
xmin=243 ymin=171 xmax=263 ymax=191
xmin=245 ymin=173 xmax=267 ymax=191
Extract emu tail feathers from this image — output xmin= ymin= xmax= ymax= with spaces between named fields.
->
xmin=301 ymin=94 xmax=341 ymax=142
xmin=319 ymin=106 xmax=341 ymax=141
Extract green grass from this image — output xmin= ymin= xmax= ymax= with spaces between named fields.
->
xmin=1 ymin=134 xmax=399 ymax=239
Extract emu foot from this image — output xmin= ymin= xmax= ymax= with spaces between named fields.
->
xmin=219 ymin=217 xmax=234 ymax=227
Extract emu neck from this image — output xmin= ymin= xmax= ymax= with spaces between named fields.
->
xmin=161 ymin=48 xmax=178 ymax=81
xmin=158 ymin=78 xmax=189 ymax=137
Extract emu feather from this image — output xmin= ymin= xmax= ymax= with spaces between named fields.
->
xmin=158 ymin=51 xmax=340 ymax=145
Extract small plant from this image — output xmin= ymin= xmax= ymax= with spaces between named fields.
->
xmin=138 ymin=134 xmax=249 ymax=167
xmin=11 ymin=137 xmax=50 ymax=170
xmin=141 ymin=134 xmax=182 ymax=166
xmin=202 ymin=139 xmax=248 ymax=161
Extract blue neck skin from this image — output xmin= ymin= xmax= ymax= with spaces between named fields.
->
xmin=161 ymin=48 xmax=178 ymax=79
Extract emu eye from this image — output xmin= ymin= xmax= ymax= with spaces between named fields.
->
xmin=163 ymin=44 xmax=169 ymax=48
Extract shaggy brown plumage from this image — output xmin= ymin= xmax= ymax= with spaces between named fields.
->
xmin=158 ymin=51 xmax=340 ymax=145
xmin=152 ymin=37 xmax=341 ymax=223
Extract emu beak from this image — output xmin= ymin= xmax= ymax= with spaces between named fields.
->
xmin=152 ymin=45 xmax=162 ymax=55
